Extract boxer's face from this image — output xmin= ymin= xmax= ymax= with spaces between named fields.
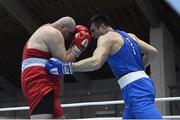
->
xmin=90 ymin=23 xmax=102 ymax=39
xmin=62 ymin=27 xmax=73 ymax=41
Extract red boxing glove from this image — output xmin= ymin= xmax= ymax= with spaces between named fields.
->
xmin=75 ymin=25 xmax=89 ymax=33
xmin=71 ymin=31 xmax=91 ymax=57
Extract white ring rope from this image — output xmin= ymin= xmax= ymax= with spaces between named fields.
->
xmin=0 ymin=97 xmax=180 ymax=112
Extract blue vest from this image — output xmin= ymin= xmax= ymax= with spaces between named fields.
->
xmin=107 ymin=30 xmax=145 ymax=78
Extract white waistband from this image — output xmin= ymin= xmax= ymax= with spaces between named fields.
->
xmin=21 ymin=58 xmax=47 ymax=72
xmin=118 ymin=71 xmax=149 ymax=89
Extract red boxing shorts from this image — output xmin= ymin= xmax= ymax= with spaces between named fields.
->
xmin=21 ymin=58 xmax=64 ymax=118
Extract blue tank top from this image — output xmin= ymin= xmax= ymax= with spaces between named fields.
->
xmin=107 ymin=30 xmax=145 ymax=78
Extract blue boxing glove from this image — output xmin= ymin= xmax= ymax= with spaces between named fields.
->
xmin=45 ymin=58 xmax=73 ymax=75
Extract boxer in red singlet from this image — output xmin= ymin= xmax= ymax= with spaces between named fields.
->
xmin=21 ymin=17 xmax=91 ymax=119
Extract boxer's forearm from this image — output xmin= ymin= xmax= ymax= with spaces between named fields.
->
xmin=142 ymin=52 xmax=158 ymax=67
xmin=142 ymin=54 xmax=149 ymax=67
xmin=72 ymin=57 xmax=102 ymax=72
xmin=65 ymin=49 xmax=78 ymax=62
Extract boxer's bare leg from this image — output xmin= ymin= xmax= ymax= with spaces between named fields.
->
xmin=31 ymin=114 xmax=65 ymax=119
xmin=56 ymin=115 xmax=65 ymax=119
xmin=31 ymin=114 xmax=52 ymax=119
xmin=31 ymin=91 xmax=54 ymax=119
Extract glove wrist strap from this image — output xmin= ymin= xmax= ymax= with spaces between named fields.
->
xmin=71 ymin=45 xmax=82 ymax=58
xmin=62 ymin=62 xmax=73 ymax=74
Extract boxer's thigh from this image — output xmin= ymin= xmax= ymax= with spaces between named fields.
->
xmin=133 ymin=102 xmax=162 ymax=119
xmin=31 ymin=91 xmax=54 ymax=118
xmin=53 ymin=97 xmax=65 ymax=118
xmin=122 ymin=105 xmax=135 ymax=119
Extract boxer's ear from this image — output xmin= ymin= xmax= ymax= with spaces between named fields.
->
xmin=60 ymin=24 xmax=64 ymax=30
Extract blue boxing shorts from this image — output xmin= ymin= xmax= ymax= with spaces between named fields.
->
xmin=118 ymin=71 xmax=162 ymax=119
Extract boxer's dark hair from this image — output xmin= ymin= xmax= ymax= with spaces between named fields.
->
xmin=88 ymin=14 xmax=110 ymax=28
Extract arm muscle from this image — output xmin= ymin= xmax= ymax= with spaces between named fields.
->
xmin=73 ymin=36 xmax=112 ymax=72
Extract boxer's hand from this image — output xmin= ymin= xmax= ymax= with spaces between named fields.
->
xmin=45 ymin=58 xmax=73 ymax=75
xmin=71 ymin=31 xmax=91 ymax=57
xmin=75 ymin=25 xmax=89 ymax=33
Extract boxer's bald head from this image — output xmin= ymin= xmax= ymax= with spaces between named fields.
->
xmin=53 ymin=16 xmax=76 ymax=40
xmin=55 ymin=16 xmax=76 ymax=32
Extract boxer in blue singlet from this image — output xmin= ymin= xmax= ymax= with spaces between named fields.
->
xmin=107 ymin=30 xmax=162 ymax=118
xmin=46 ymin=14 xmax=162 ymax=119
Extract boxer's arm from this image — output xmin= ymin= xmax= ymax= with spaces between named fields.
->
xmin=45 ymin=29 xmax=77 ymax=62
xmin=72 ymin=36 xmax=112 ymax=72
xmin=128 ymin=33 xmax=158 ymax=67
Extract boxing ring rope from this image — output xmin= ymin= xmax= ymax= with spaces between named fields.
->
xmin=0 ymin=96 xmax=180 ymax=118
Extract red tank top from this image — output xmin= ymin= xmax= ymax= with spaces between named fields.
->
xmin=22 ymin=23 xmax=52 ymax=60
xmin=22 ymin=42 xmax=51 ymax=60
